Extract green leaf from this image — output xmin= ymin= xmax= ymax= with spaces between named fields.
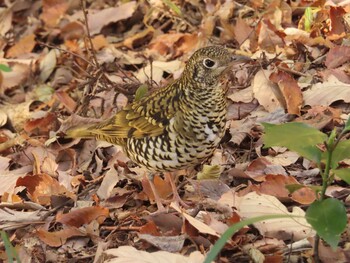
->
xmin=1 ymin=230 xmax=20 ymax=263
xmin=344 ymin=117 xmax=350 ymax=132
xmin=333 ymin=168 xmax=350 ymax=184
xmin=262 ymin=122 xmax=327 ymax=163
xmin=204 ymin=214 xmax=297 ymax=263
xmin=329 ymin=140 xmax=350 ymax=169
xmin=0 ymin=64 xmax=12 ymax=72
xmin=304 ymin=7 xmax=313 ymax=32
xmin=162 ymin=0 xmax=182 ymax=16
xmin=306 ymin=198 xmax=347 ymax=249
xmin=134 ymin=84 xmax=149 ymax=101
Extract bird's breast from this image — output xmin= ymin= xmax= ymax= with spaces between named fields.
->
xmin=124 ymin=91 xmax=227 ymax=172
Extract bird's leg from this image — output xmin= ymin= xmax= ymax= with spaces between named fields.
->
xmin=145 ymin=173 xmax=167 ymax=213
xmin=165 ymin=172 xmax=190 ymax=209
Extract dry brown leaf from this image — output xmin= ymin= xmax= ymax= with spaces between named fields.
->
xmin=269 ymin=70 xmax=302 ymax=115
xmin=171 ymin=202 xmax=220 ymax=237
xmin=39 ymin=49 xmax=58 ymax=82
xmin=252 ymin=70 xmax=284 ymax=112
xmin=232 ymin=18 xmax=254 ymax=46
xmin=40 ymin=0 xmax=69 ymax=28
xmin=36 ymin=226 xmax=86 ymax=247
xmin=54 ymin=90 xmax=77 ymax=113
xmin=60 ymin=21 xmax=85 ymax=40
xmin=0 ymin=166 xmax=32 ymax=195
xmin=325 ymin=46 xmax=350 ymax=69
xmin=23 ymin=112 xmax=59 ymax=135
xmin=6 ymin=34 xmax=36 ymax=58
xmin=104 ymin=246 xmax=205 ymax=263
xmin=138 ymin=234 xmax=186 ymax=253
xmin=256 ymin=174 xmax=298 ymax=200
xmin=237 ymin=192 xmax=314 ymax=240
xmin=0 ymin=63 xmax=31 ymax=92
xmin=257 ymin=20 xmax=285 ymax=53
xmin=88 ymin=2 xmax=137 ymax=35
xmin=245 ymin=158 xmax=287 ymax=182
xmin=265 ymin=151 xmax=299 ymax=166
xmin=227 ymin=86 xmax=254 ymax=103
xmin=56 ymin=206 xmax=109 ymax=227
xmin=191 ymin=179 xmax=230 ymax=200
xmin=135 ymin=60 xmax=182 ymax=84
xmin=141 ymin=174 xmax=172 ymax=202
xmin=0 ymin=207 xmax=44 ymax=226
xmin=148 ymin=33 xmax=199 ymax=57
xmin=91 ymin=34 xmax=109 ymax=50
xmin=291 ymin=187 xmax=316 ymax=205
xmin=303 ymin=75 xmax=350 ymax=106
xmin=0 ymin=7 xmax=13 ymax=36
xmin=16 ymin=173 xmax=71 ymax=205
xmin=96 ymin=166 xmax=119 ymax=200
xmin=328 ymin=6 xmax=346 ymax=39
xmin=123 ymin=28 xmax=154 ymax=49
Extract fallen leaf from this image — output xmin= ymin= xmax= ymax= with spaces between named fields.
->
xmin=23 ymin=112 xmax=59 ymax=135
xmin=16 ymin=173 xmax=71 ymax=205
xmin=60 ymin=21 xmax=85 ymax=40
xmin=56 ymin=206 xmax=109 ymax=227
xmin=265 ymin=151 xmax=299 ymax=166
xmin=88 ymin=2 xmax=137 ymax=35
xmin=0 ymin=62 xmax=31 ymax=92
xmin=0 ymin=166 xmax=32 ymax=195
xmin=191 ymin=179 xmax=230 ymax=200
xmin=328 ymin=6 xmax=346 ymax=39
xmin=96 ymin=166 xmax=119 ymax=200
xmin=138 ymin=234 xmax=185 ymax=252
xmin=171 ymin=202 xmax=220 ymax=237
xmin=257 ymin=20 xmax=285 ymax=53
xmin=252 ymin=70 xmax=284 ymax=112
xmin=54 ymin=90 xmax=77 ymax=112
xmin=269 ymin=70 xmax=302 ymax=115
xmin=40 ymin=0 xmax=69 ymax=28
xmin=6 ymin=34 xmax=36 ymax=58
xmin=135 ymin=60 xmax=182 ymax=84
xmin=0 ymin=7 xmax=13 ymax=36
xmin=325 ymin=46 xmax=350 ymax=69
xmin=39 ymin=49 xmax=58 ymax=82
xmin=237 ymin=192 xmax=314 ymax=240
xmin=36 ymin=226 xmax=86 ymax=247
xmin=103 ymin=246 xmax=205 ymax=263
xmin=303 ymin=75 xmax=350 ymax=106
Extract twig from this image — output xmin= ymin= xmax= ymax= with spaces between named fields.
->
xmin=80 ymin=0 xmax=100 ymax=68
xmin=277 ymin=65 xmax=309 ymax=77
xmin=37 ymin=41 xmax=94 ymax=68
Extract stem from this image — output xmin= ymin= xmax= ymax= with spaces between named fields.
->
xmin=314 ymin=235 xmax=321 ymax=263
xmin=314 ymin=137 xmax=334 ymax=261
xmin=320 ymin=149 xmax=333 ymax=200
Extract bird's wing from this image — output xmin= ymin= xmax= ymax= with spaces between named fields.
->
xmin=91 ymin=85 xmax=182 ymax=139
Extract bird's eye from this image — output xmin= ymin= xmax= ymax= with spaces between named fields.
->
xmin=203 ymin=58 xmax=216 ymax=68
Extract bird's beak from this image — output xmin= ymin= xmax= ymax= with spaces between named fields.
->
xmin=230 ymin=54 xmax=252 ymax=64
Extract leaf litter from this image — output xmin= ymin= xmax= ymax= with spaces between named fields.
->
xmin=0 ymin=1 xmax=350 ymax=262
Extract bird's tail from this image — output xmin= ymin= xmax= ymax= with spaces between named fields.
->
xmin=65 ymin=125 xmax=96 ymax=139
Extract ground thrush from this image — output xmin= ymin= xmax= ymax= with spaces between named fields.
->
xmin=66 ymin=46 xmax=249 ymax=211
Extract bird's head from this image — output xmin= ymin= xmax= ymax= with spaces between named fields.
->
xmin=184 ymin=46 xmax=249 ymax=87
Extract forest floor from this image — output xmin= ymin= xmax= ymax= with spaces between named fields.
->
xmin=1 ymin=0 xmax=350 ymax=262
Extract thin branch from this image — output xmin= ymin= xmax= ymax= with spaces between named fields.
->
xmin=80 ymin=0 xmax=100 ymax=68
xmin=37 ymin=41 xmax=94 ymax=67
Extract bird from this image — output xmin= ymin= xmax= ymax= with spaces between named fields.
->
xmin=65 ymin=46 xmax=249 ymax=212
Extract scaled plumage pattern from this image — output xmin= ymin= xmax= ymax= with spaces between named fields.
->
xmin=66 ymin=46 xmax=248 ymax=211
